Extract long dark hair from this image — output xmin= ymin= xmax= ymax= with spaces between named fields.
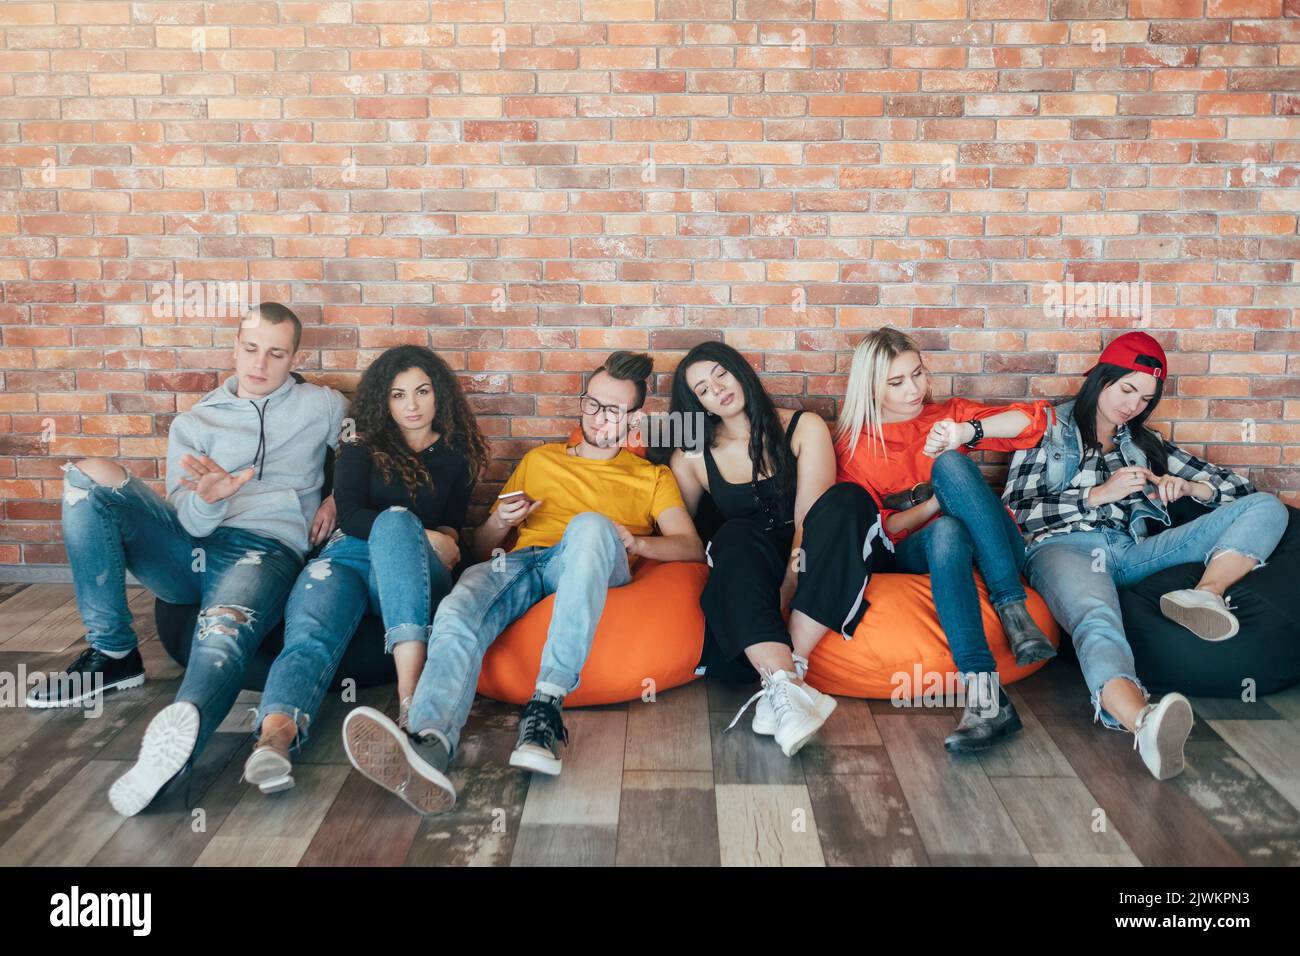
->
xmin=347 ymin=345 xmax=490 ymax=499
xmin=1071 ymin=360 xmax=1168 ymax=474
xmin=666 ymin=342 xmax=796 ymax=500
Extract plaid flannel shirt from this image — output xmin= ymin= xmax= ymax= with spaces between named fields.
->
xmin=1002 ymin=433 xmax=1257 ymax=545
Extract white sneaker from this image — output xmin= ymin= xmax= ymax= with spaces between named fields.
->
xmin=1159 ymin=588 xmax=1240 ymax=642
xmin=752 ymin=654 xmax=808 ymax=736
xmin=109 ymin=701 xmax=199 ymax=817
xmin=242 ymin=738 xmax=294 ymax=795
xmin=727 ymin=668 xmax=836 ymax=757
xmin=1133 ymin=693 xmax=1195 ymax=780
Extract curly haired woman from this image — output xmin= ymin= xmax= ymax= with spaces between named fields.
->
xmin=242 ymin=345 xmax=489 ymax=795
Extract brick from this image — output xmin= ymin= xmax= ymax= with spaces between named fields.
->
xmin=0 ymin=3 xmax=1297 ymax=565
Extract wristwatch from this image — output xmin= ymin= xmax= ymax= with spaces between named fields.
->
xmin=963 ymin=418 xmax=984 ymax=449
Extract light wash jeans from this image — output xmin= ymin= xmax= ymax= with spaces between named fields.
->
xmin=256 ymin=506 xmax=454 ymax=746
xmin=1024 ymin=491 xmax=1288 ymax=729
xmin=60 ymin=462 xmax=301 ymax=760
xmin=406 ymin=511 xmax=632 ymax=755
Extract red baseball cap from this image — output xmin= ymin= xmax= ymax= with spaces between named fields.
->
xmin=1093 ymin=331 xmax=1166 ymax=380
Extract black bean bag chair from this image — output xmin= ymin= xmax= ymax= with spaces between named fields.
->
xmin=156 ymin=599 xmax=392 ymax=692
xmin=1117 ymin=498 xmax=1300 ymax=698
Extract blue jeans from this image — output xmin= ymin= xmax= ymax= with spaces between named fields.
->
xmin=60 ymin=462 xmax=301 ymax=759
xmin=888 ymin=450 xmax=1029 ymax=675
xmin=256 ymin=507 xmax=453 ymax=745
xmin=1024 ymin=491 xmax=1288 ymax=729
xmin=406 ymin=511 xmax=632 ymax=755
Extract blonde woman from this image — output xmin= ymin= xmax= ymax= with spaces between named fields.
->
xmin=834 ymin=327 xmax=1055 ymax=752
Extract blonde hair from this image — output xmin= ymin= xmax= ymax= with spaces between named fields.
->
xmin=834 ymin=327 xmax=930 ymax=459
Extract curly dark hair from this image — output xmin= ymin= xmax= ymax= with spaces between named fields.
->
xmin=346 ymin=345 xmax=490 ymax=500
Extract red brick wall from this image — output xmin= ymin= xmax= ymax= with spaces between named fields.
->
xmin=2 ymin=0 xmax=1299 ymax=565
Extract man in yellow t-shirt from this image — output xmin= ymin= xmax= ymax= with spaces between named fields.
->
xmin=343 ymin=351 xmax=705 ymax=816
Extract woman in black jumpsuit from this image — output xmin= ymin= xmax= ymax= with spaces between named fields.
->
xmin=661 ymin=343 xmax=887 ymax=756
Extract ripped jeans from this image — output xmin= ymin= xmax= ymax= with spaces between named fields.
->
xmin=60 ymin=462 xmax=301 ymax=758
xmin=255 ymin=507 xmax=453 ymax=746
xmin=1024 ymin=491 xmax=1288 ymax=730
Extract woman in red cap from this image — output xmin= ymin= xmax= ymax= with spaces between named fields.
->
xmin=1003 ymin=331 xmax=1288 ymax=781
xmin=834 ymin=327 xmax=1059 ymax=754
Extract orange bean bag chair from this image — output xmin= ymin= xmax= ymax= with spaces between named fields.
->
xmin=805 ymin=573 xmax=1060 ymax=700
xmin=475 ymin=557 xmax=710 ymax=706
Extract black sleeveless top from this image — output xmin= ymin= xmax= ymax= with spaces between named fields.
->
xmin=702 ymin=410 xmax=804 ymax=533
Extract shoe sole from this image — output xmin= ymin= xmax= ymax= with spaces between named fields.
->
xmin=1143 ymin=694 xmax=1194 ymax=781
xmin=342 ymin=707 xmax=455 ymax=815
xmin=509 ymin=745 xmax=562 ymax=776
xmin=776 ymin=694 xmax=838 ymax=758
xmin=943 ymin=710 xmax=1025 ymax=753
xmin=1159 ymin=593 xmax=1239 ymax=642
xmin=1010 ymin=640 xmax=1058 ymax=666
xmin=109 ymin=701 xmax=199 ymax=817
xmin=244 ymin=749 xmax=294 ymax=795
xmin=26 ymin=670 xmax=145 ymax=709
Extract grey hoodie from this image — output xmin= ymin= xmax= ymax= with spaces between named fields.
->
xmin=165 ymin=374 xmax=348 ymax=558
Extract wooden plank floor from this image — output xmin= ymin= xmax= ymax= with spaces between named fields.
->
xmin=1 ymin=583 xmax=1298 ymax=867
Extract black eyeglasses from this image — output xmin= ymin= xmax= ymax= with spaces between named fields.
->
xmin=579 ymin=393 xmax=639 ymax=421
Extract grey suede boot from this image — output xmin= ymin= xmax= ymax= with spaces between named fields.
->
xmin=996 ymin=599 xmax=1057 ymax=665
xmin=943 ymin=672 xmax=1024 ymax=753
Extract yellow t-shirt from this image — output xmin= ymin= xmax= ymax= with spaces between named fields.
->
xmin=490 ymin=442 xmax=686 ymax=553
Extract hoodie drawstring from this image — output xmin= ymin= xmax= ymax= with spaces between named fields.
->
xmin=251 ymin=399 xmax=268 ymax=480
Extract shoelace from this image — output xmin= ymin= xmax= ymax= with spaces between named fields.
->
xmin=724 ymin=669 xmax=805 ymax=732
xmin=725 ymin=668 xmax=773 ymax=733
xmin=725 ymin=686 xmax=767 ymax=733
xmin=519 ymin=699 xmax=568 ymax=750
xmin=768 ymin=679 xmax=796 ymax=720
xmin=38 ymin=647 xmax=106 ymax=700
xmin=66 ymin=646 xmax=101 ymax=673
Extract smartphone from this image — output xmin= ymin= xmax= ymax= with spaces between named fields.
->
xmin=497 ymin=490 xmax=528 ymax=504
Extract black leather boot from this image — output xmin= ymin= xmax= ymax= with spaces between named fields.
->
xmin=943 ymin=673 xmax=1024 ymax=753
xmin=996 ymin=599 xmax=1057 ymax=665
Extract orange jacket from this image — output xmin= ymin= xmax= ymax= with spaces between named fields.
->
xmin=835 ymin=397 xmax=1054 ymax=546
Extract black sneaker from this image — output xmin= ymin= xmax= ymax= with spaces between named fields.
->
xmin=508 ymin=695 xmax=569 ymax=776
xmin=26 ymin=644 xmax=145 ymax=708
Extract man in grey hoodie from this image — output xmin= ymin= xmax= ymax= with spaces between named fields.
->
xmin=29 ymin=302 xmax=348 ymax=817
